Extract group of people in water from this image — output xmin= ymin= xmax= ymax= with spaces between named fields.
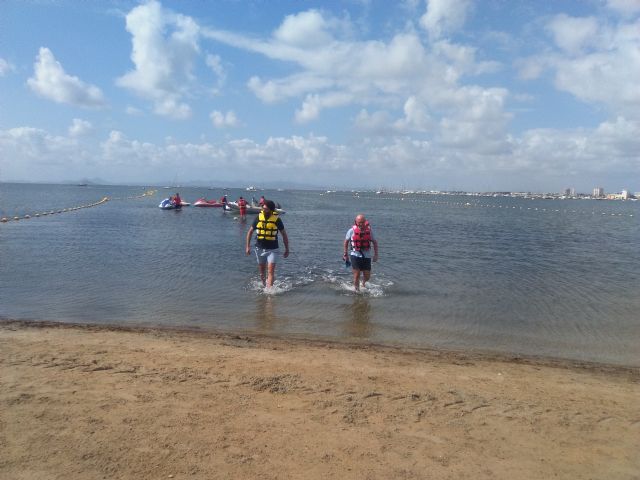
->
xmin=216 ymin=194 xmax=266 ymax=221
xmin=169 ymin=192 xmax=379 ymax=292
xmin=244 ymin=200 xmax=379 ymax=292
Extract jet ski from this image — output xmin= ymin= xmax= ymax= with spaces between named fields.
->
xmin=159 ymin=198 xmax=181 ymax=209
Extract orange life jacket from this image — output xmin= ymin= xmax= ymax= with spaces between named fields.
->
xmin=351 ymin=221 xmax=371 ymax=252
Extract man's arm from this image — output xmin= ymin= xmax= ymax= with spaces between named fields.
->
xmin=245 ymin=226 xmax=254 ymax=255
xmin=372 ymin=239 xmax=379 ymax=262
xmin=280 ymin=229 xmax=290 ymax=258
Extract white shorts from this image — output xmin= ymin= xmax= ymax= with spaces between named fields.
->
xmin=255 ymin=247 xmax=279 ymax=265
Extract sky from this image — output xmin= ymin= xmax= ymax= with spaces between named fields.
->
xmin=1 ymin=0 xmax=639 ymax=192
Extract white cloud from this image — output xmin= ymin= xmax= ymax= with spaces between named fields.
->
xmin=210 ymin=110 xmax=240 ymax=128
xmin=355 ymin=97 xmax=433 ymax=135
xmin=295 ymin=91 xmax=353 ymax=123
xmin=68 ymin=118 xmax=93 ymax=137
xmin=3 ymin=112 xmax=637 ymax=188
xmin=419 ymin=0 xmax=472 ymax=40
xmin=125 ymin=106 xmax=144 ymax=116
xmin=27 ymin=48 xmax=106 ymax=108
xmin=273 ymin=10 xmax=333 ymax=48
xmin=516 ymin=56 xmax=547 ymax=80
xmin=0 ymin=58 xmax=15 ymax=76
xmin=432 ymin=40 xmax=501 ymax=75
xmin=206 ymin=54 xmax=226 ymax=92
xmin=552 ymin=21 xmax=640 ymax=117
xmin=205 ymin=7 xmax=506 ymax=143
xmin=116 ymin=0 xmax=200 ymax=119
xmin=0 ymin=127 xmax=91 ymax=180
xmin=354 ymin=109 xmax=393 ymax=134
xmin=248 ymin=73 xmax=333 ymax=103
xmin=546 ymin=15 xmax=599 ymax=54
xmin=520 ymin=11 xmax=640 ymax=118
xmin=100 ymin=130 xmax=162 ymax=166
xmin=606 ymin=0 xmax=640 ymax=16
xmin=394 ymin=96 xmax=433 ymax=132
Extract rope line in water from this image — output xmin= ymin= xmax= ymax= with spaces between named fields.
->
xmin=0 ymin=189 xmax=157 ymax=224
xmin=0 ymin=196 xmax=110 ymax=224
xmin=350 ymin=195 xmax=635 ymax=218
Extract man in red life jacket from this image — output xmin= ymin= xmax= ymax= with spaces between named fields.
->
xmin=344 ymin=214 xmax=379 ymax=291
xmin=237 ymin=196 xmax=248 ymax=221
xmin=173 ymin=192 xmax=182 ymax=209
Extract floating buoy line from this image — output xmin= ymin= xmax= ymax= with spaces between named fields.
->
xmin=353 ymin=194 xmax=636 ymax=218
xmin=0 ymin=189 xmax=156 ymax=224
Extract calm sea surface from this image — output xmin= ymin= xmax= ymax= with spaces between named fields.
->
xmin=1 ymin=183 xmax=638 ymax=366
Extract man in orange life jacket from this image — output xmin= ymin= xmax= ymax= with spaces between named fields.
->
xmin=344 ymin=214 xmax=379 ymax=291
xmin=246 ymin=200 xmax=290 ymax=288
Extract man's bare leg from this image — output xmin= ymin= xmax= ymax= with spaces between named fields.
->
xmin=258 ymin=264 xmax=267 ymax=286
xmin=352 ymin=268 xmax=361 ymax=291
xmin=267 ymin=263 xmax=276 ymax=288
xmin=362 ymin=270 xmax=371 ymax=288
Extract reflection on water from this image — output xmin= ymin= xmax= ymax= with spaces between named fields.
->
xmin=255 ymin=295 xmax=276 ymax=330
xmin=344 ymin=296 xmax=373 ymax=339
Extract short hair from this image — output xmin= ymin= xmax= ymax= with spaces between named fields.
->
xmin=265 ymin=200 xmax=276 ymax=211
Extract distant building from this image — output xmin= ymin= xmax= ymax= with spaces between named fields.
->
xmin=593 ymin=187 xmax=604 ymax=198
xmin=607 ymin=190 xmax=631 ymax=200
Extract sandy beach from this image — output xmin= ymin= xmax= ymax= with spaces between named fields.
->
xmin=1 ymin=320 xmax=638 ymax=480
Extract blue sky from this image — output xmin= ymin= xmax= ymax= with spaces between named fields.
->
xmin=1 ymin=0 xmax=639 ymax=192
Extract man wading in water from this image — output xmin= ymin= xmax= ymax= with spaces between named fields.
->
xmin=344 ymin=214 xmax=379 ymax=291
xmin=246 ymin=200 xmax=289 ymax=288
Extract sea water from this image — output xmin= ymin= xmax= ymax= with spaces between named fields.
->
xmin=1 ymin=183 xmax=638 ymax=366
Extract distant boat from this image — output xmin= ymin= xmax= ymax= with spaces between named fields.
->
xmin=76 ymin=183 xmax=88 ymax=187
xmin=246 ymin=186 xmax=257 ymax=191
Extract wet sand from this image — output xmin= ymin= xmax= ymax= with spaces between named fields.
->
xmin=1 ymin=320 xmax=639 ymax=479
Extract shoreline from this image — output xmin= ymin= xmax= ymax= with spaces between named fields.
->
xmin=2 ymin=320 xmax=639 ymax=479
xmin=2 ymin=318 xmax=639 ymax=373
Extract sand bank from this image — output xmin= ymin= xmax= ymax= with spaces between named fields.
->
xmin=1 ymin=320 xmax=638 ymax=479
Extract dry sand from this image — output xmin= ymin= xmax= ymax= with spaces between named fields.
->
xmin=1 ymin=320 xmax=638 ymax=480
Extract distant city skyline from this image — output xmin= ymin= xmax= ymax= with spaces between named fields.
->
xmin=1 ymin=1 xmax=639 ymax=192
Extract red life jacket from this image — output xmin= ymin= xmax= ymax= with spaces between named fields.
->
xmin=351 ymin=221 xmax=371 ymax=252
xmin=237 ymin=198 xmax=247 ymax=207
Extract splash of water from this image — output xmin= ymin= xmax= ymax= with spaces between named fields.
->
xmin=248 ymin=278 xmax=294 ymax=296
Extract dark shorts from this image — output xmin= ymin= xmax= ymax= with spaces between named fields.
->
xmin=350 ymin=255 xmax=371 ymax=271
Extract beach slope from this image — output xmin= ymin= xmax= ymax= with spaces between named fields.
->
xmin=1 ymin=321 xmax=638 ymax=479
